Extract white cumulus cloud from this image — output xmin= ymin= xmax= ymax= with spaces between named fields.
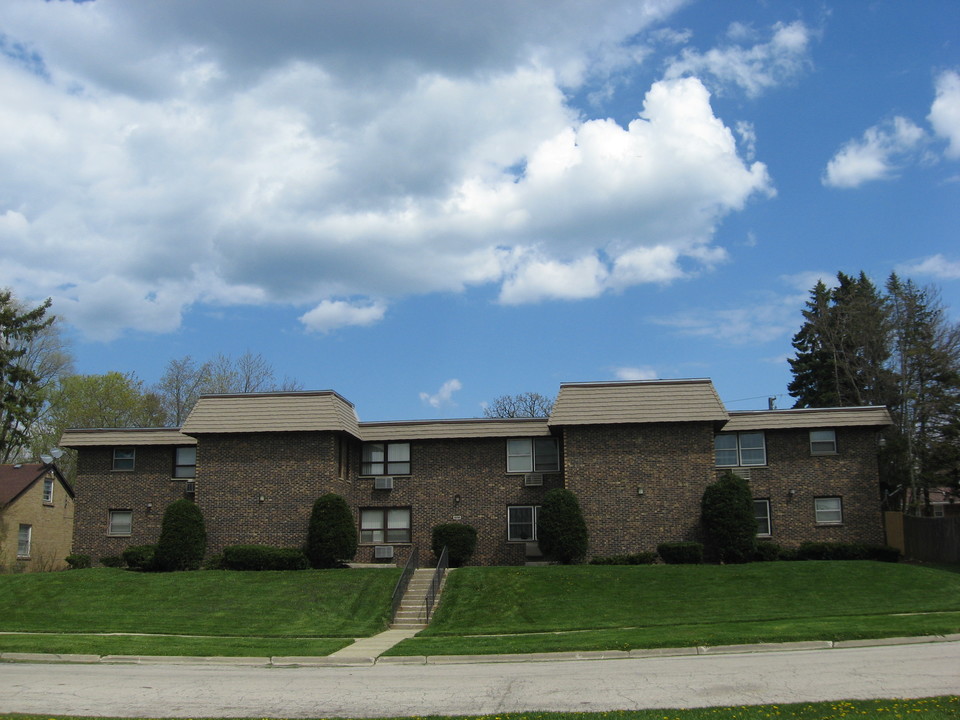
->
xmin=419 ymin=379 xmax=463 ymax=409
xmin=822 ymin=117 xmax=927 ymax=188
xmin=898 ymin=254 xmax=960 ymax=281
xmin=929 ymin=70 xmax=960 ymax=159
xmin=299 ymin=300 xmax=386 ymax=334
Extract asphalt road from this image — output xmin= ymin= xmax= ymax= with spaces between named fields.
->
xmin=2 ymin=642 xmax=959 ymax=718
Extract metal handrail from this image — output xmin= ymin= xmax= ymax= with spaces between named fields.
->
xmin=390 ymin=545 xmax=419 ymax=622
xmin=422 ymin=545 xmax=448 ymax=623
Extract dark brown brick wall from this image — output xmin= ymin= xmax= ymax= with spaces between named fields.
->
xmin=745 ymin=426 xmax=884 ymax=547
xmin=563 ymin=422 xmax=717 ymax=556
xmin=70 ymin=421 xmax=885 ymax=566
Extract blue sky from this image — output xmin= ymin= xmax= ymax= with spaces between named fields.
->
xmin=1 ymin=1 xmax=958 ymax=422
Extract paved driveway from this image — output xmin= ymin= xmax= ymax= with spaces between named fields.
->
xmin=2 ymin=641 xmax=958 ymax=718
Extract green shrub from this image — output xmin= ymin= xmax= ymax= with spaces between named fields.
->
xmin=99 ymin=556 xmax=124 ymax=568
xmin=796 ymin=542 xmax=901 ymax=562
xmin=537 ymin=488 xmax=589 ymax=564
xmin=222 ymin=545 xmax=309 ymax=571
xmin=657 ymin=541 xmax=704 ymax=564
xmin=866 ymin=544 xmax=901 ymax=562
xmin=204 ymin=553 xmax=225 ymax=570
xmin=305 ymin=493 xmax=357 ymax=569
xmin=153 ymin=499 xmax=207 ymax=571
xmin=122 ymin=544 xmax=156 ymax=571
xmin=701 ymin=470 xmax=757 ymax=563
xmin=65 ymin=554 xmax=91 ymax=569
xmin=589 ymin=552 xmax=657 ymax=565
xmin=753 ymin=541 xmax=781 ymax=562
xmin=432 ymin=523 xmax=478 ymax=567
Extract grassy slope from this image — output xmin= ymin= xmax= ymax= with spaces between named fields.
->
xmin=386 ymin=562 xmax=960 ymax=655
xmin=0 ymin=567 xmax=401 ymax=637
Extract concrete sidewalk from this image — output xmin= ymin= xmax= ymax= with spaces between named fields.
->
xmin=2 ymin=631 xmax=959 ymax=667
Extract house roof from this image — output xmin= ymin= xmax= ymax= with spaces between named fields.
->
xmin=723 ymin=406 xmax=893 ymax=432
xmin=60 ymin=428 xmax=194 ymax=447
xmin=549 ymin=379 xmax=729 ymax=426
xmin=180 ymin=391 xmax=361 ymax=438
xmin=361 ymin=417 xmax=551 ymax=441
xmin=0 ymin=463 xmax=74 ymax=505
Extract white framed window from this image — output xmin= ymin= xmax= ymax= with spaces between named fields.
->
xmin=506 ymin=438 xmax=559 ymax=473
xmin=754 ymin=499 xmax=771 ymax=537
xmin=810 ymin=429 xmax=837 ymax=455
xmin=715 ymin=432 xmax=766 ymax=467
xmin=508 ymin=505 xmax=539 ymax=542
xmin=17 ymin=524 xmax=32 ymax=558
xmin=814 ymin=497 xmax=843 ymax=525
xmin=112 ymin=448 xmax=135 ymax=471
xmin=42 ymin=477 xmax=54 ymax=504
xmin=108 ymin=510 xmax=133 ymax=536
xmin=174 ymin=446 xmax=197 ymax=478
xmin=360 ymin=507 xmax=411 ymax=543
xmin=361 ymin=442 xmax=411 ymax=476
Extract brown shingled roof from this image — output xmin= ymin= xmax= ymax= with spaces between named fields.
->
xmin=60 ymin=428 xmax=193 ymax=447
xmin=361 ymin=417 xmax=551 ymax=441
xmin=549 ymin=379 xmax=729 ymax=426
xmin=0 ymin=463 xmax=73 ymax=505
xmin=724 ymin=406 xmax=892 ymax=431
xmin=180 ymin=391 xmax=361 ymax=437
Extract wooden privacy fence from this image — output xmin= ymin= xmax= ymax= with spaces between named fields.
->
xmin=885 ymin=511 xmax=960 ymax=563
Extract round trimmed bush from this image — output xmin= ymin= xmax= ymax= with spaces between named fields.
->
xmin=537 ymin=488 xmax=589 ymax=564
xmin=306 ymin=493 xmax=357 ymax=568
xmin=431 ymin=523 xmax=477 ymax=567
xmin=701 ymin=470 xmax=757 ymax=564
xmin=153 ymin=499 xmax=207 ymax=571
xmin=122 ymin=544 xmax=156 ymax=571
xmin=656 ymin=541 xmax=703 ymax=564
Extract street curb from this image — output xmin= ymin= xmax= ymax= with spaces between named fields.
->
xmin=3 ymin=634 xmax=959 ymax=667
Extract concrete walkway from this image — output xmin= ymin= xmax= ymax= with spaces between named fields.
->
xmin=323 ymin=628 xmax=422 ymax=663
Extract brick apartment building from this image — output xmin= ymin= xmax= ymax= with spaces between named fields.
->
xmin=61 ymin=379 xmax=891 ymax=566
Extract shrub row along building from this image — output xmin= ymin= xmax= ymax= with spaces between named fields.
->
xmin=61 ymin=379 xmax=891 ymax=566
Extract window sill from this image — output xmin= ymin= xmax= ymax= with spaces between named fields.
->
xmin=106 ymin=534 xmax=132 ymax=538
xmin=110 ymin=469 xmax=135 ymax=473
xmin=810 ymin=452 xmax=838 ymax=457
xmin=814 ymin=522 xmax=843 ymax=527
xmin=359 ymin=542 xmax=411 ymax=546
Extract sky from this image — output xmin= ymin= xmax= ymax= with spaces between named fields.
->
xmin=1 ymin=0 xmax=959 ymax=422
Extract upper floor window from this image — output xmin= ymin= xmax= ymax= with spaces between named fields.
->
xmin=715 ymin=432 xmax=766 ymax=467
xmin=506 ymin=437 xmax=559 ymax=473
xmin=814 ymin=497 xmax=843 ymax=525
xmin=112 ymin=448 xmax=135 ymax=471
xmin=173 ymin=446 xmax=197 ymax=478
xmin=42 ymin=477 xmax=54 ymax=503
xmin=361 ymin=442 xmax=410 ymax=476
xmin=809 ymin=429 xmax=837 ymax=455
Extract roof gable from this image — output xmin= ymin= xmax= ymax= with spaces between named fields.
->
xmin=0 ymin=463 xmax=73 ymax=505
xmin=724 ymin=406 xmax=893 ymax=431
xmin=549 ymin=379 xmax=728 ymax=426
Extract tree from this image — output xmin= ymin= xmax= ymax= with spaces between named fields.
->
xmin=156 ymin=356 xmax=209 ymax=426
xmin=483 ymin=392 xmax=554 ymax=418
xmin=0 ymin=291 xmax=60 ymax=463
xmin=305 ymin=493 xmax=357 ymax=568
xmin=700 ymin=470 xmax=757 ymax=564
xmin=153 ymin=499 xmax=207 ymax=571
xmin=50 ymin=372 xmax=167 ymax=430
xmin=536 ymin=488 xmax=589 ymax=563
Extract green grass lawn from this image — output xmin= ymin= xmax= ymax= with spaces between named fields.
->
xmin=2 ymin=697 xmax=959 ymax=720
xmin=385 ymin=561 xmax=960 ymax=656
xmin=0 ymin=567 xmax=400 ymax=656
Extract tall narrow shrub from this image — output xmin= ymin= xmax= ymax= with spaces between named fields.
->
xmin=306 ymin=493 xmax=357 ymax=568
xmin=537 ymin=488 xmax=589 ymax=564
xmin=432 ymin=523 xmax=477 ymax=567
xmin=153 ymin=499 xmax=207 ymax=571
xmin=701 ymin=470 xmax=757 ymax=564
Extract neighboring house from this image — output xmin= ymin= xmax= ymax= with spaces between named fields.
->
xmin=61 ymin=379 xmax=892 ymax=567
xmin=0 ymin=463 xmax=76 ymax=572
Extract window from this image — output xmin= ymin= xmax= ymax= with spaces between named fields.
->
xmin=508 ymin=505 xmax=539 ymax=542
xmin=173 ymin=446 xmax=197 ymax=478
xmin=42 ymin=477 xmax=54 ymax=504
xmin=112 ymin=448 xmax=135 ymax=471
xmin=715 ymin=432 xmax=766 ymax=467
xmin=754 ymin=499 xmax=771 ymax=537
xmin=814 ymin=497 xmax=843 ymax=525
xmin=17 ymin=524 xmax=31 ymax=559
xmin=810 ymin=429 xmax=837 ymax=455
xmin=506 ymin=438 xmax=559 ymax=473
xmin=360 ymin=507 xmax=411 ymax=543
xmin=108 ymin=510 xmax=133 ymax=536
xmin=361 ymin=442 xmax=411 ymax=476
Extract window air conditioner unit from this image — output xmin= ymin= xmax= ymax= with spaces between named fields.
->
xmin=374 ymin=545 xmax=394 ymax=560
xmin=524 ymin=472 xmax=543 ymax=487
xmin=374 ymin=476 xmax=394 ymax=490
xmin=185 ymin=480 xmax=196 ymax=494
